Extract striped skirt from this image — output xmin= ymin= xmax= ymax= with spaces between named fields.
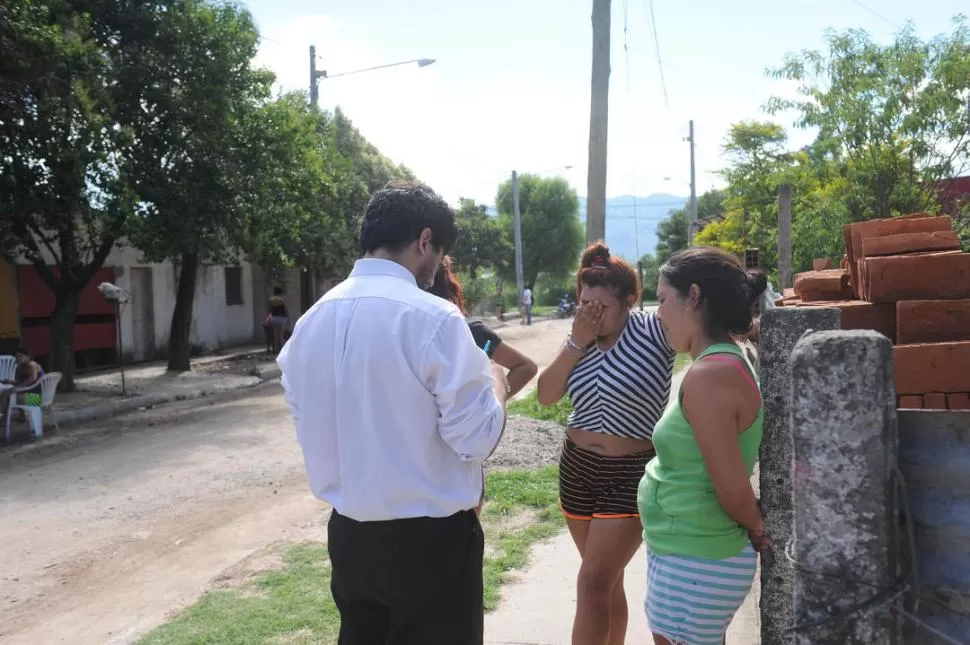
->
xmin=646 ymin=545 xmax=757 ymax=645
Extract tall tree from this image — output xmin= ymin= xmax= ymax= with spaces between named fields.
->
xmin=241 ymin=93 xmax=333 ymax=275
xmin=495 ymin=175 xmax=584 ymax=287
xmin=638 ymin=253 xmax=659 ymax=301
xmin=126 ymin=0 xmax=272 ymax=371
xmin=450 ymin=199 xmax=512 ymax=279
xmin=0 ymin=0 xmax=172 ymax=389
xmin=655 ymin=210 xmax=689 ymax=264
xmin=766 ymin=19 xmax=970 ymax=220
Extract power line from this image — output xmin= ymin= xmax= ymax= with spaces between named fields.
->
xmin=643 ymin=0 xmax=670 ymax=110
xmin=849 ymin=0 xmax=901 ymax=30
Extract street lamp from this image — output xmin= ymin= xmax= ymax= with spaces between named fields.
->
xmin=309 ymin=46 xmax=436 ymax=107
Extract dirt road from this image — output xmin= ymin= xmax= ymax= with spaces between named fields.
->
xmin=0 ymin=318 xmax=571 ymax=645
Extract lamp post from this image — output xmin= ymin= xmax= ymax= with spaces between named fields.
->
xmin=309 ymin=46 xmax=436 ymax=107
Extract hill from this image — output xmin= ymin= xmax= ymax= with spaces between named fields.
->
xmin=485 ymin=193 xmax=688 ymax=263
xmin=579 ymin=194 xmax=687 ymax=261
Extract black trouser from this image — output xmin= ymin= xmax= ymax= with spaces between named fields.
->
xmin=328 ymin=508 xmax=484 ymax=645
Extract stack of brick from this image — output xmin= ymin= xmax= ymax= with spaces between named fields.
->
xmin=775 ymin=213 xmax=970 ymax=411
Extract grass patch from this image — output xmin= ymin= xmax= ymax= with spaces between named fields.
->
xmin=481 ymin=465 xmax=563 ymax=609
xmin=508 ymin=391 xmax=573 ymax=425
xmin=139 ymin=467 xmax=563 ymax=644
xmin=509 ymin=354 xmax=693 ymax=425
xmin=138 ymin=542 xmax=339 ymax=645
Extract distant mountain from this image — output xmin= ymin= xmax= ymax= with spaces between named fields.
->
xmin=579 ymin=194 xmax=688 ymax=262
xmin=485 ymin=193 xmax=688 ymax=263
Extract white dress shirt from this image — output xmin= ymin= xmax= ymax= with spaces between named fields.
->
xmin=277 ymin=258 xmax=505 ymax=522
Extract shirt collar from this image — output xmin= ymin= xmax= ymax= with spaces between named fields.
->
xmin=350 ymin=258 xmax=418 ymax=286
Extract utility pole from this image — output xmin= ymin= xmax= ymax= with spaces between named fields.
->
xmin=309 ymin=45 xmax=320 ymax=107
xmin=778 ymin=184 xmax=793 ymax=289
xmin=685 ymin=119 xmax=698 ymax=245
xmin=512 ymin=171 xmax=525 ymax=309
xmin=586 ymin=0 xmax=611 ymax=244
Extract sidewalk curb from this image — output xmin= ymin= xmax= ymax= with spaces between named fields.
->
xmin=50 ymin=366 xmax=283 ymax=429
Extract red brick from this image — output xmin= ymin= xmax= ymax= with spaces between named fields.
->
xmin=946 ymin=393 xmax=970 ymax=410
xmin=894 ymin=342 xmax=970 ymax=395
xmin=897 ymin=300 xmax=970 ymax=344
xmin=864 ymin=252 xmax=970 ymax=303
xmin=923 ymin=393 xmax=947 ymax=409
xmin=898 ymin=395 xmax=924 ymax=409
xmin=861 ymin=230 xmax=960 ymax=257
xmin=836 ymin=301 xmax=897 ymax=343
xmin=794 ymin=269 xmax=850 ymax=295
xmin=845 ymin=214 xmax=939 ymax=298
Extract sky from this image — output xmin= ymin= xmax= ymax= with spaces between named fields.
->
xmin=248 ymin=0 xmax=968 ymax=207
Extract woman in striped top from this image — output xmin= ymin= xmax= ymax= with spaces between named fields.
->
xmin=536 ymin=242 xmax=675 ymax=645
xmin=638 ymin=247 xmax=771 ymax=645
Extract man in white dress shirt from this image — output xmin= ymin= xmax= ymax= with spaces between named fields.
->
xmin=277 ymin=181 xmax=509 ymax=644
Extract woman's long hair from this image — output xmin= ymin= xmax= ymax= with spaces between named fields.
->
xmin=428 ymin=256 xmax=466 ymax=314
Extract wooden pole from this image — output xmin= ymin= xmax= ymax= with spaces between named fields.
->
xmin=778 ymin=184 xmax=793 ymax=289
xmin=585 ymin=0 xmax=610 ymax=244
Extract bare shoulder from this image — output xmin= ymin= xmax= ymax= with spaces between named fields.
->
xmin=682 ymin=356 xmax=758 ymax=405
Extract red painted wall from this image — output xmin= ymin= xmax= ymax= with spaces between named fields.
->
xmin=17 ymin=266 xmax=117 ymax=358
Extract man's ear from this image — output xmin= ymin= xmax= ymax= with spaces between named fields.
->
xmin=417 ymin=227 xmax=434 ymax=255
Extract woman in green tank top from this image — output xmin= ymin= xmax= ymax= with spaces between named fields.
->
xmin=637 ymin=247 xmax=772 ymax=645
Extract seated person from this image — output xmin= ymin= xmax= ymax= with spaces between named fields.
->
xmin=1 ymin=346 xmax=45 ymax=417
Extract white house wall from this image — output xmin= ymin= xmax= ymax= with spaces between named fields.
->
xmin=110 ymin=261 xmax=254 ymax=358
xmin=16 ymin=240 xmax=256 ymax=360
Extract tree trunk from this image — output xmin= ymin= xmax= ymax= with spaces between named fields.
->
xmin=167 ymin=253 xmax=199 ymax=372
xmin=48 ymin=290 xmax=80 ymax=391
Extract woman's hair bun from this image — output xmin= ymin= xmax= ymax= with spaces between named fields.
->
xmin=581 ymin=242 xmax=611 ymax=269
xmin=746 ymin=270 xmax=768 ymax=303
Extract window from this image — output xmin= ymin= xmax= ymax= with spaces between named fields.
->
xmin=224 ymin=266 xmax=243 ymax=306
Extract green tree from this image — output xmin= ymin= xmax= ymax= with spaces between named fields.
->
xmin=312 ymin=108 xmax=416 ymax=279
xmin=451 ymin=199 xmax=512 ymax=279
xmin=126 ymin=0 xmax=273 ymax=371
xmin=766 ymin=19 xmax=970 ymax=221
xmin=495 ymin=175 xmax=584 ymax=287
xmin=655 ymin=210 xmax=689 ymax=264
xmin=638 ymin=253 xmax=659 ymax=301
xmin=0 ymin=0 xmax=173 ymax=389
xmin=241 ymin=93 xmax=333 ymax=275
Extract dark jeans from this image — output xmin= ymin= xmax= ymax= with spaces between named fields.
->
xmin=328 ymin=509 xmax=484 ymax=645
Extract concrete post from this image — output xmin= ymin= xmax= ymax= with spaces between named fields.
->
xmin=759 ymin=306 xmax=842 ymax=645
xmin=790 ymin=330 xmax=897 ymax=644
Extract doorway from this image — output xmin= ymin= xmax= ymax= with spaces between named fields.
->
xmin=129 ymin=267 xmax=155 ymax=362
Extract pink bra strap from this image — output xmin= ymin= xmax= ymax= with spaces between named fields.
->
xmin=701 ymin=354 xmax=759 ymax=394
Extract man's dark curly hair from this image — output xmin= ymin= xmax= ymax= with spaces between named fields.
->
xmin=360 ymin=181 xmax=458 ymax=255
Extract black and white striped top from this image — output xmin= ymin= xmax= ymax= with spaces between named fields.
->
xmin=566 ymin=310 xmax=675 ymax=440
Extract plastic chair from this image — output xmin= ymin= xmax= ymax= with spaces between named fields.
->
xmin=5 ymin=372 xmax=62 ymax=441
xmin=0 ymin=355 xmax=14 ymax=382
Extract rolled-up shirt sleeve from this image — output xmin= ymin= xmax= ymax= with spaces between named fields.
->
xmin=422 ymin=311 xmax=505 ymax=461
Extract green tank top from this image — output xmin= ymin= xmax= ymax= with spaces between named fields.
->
xmin=637 ymin=342 xmax=764 ymax=559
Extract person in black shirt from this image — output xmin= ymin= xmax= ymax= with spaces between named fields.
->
xmin=429 ymin=258 xmax=537 ymax=398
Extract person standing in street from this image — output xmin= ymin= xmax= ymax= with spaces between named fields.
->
xmin=536 ymin=243 xmax=675 ymax=645
xmin=277 ymin=181 xmax=510 ymax=645
xmin=639 ymin=247 xmax=769 ymax=645
xmin=521 ymin=284 xmax=533 ymax=326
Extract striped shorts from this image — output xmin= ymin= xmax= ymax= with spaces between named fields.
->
xmin=558 ymin=439 xmax=653 ymax=520
xmin=646 ymin=545 xmax=757 ymax=645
